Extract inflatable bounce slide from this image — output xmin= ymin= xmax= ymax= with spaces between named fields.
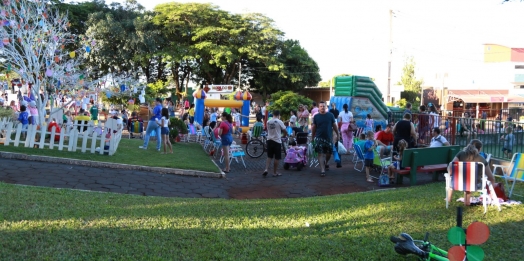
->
xmin=329 ymin=76 xmax=388 ymax=129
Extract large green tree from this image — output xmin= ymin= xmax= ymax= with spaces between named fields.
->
xmin=152 ymin=3 xmax=285 ymax=99
xmin=249 ymin=40 xmax=321 ymax=99
xmin=396 ymin=56 xmax=423 ymax=107
xmin=397 ymin=56 xmax=423 ymax=93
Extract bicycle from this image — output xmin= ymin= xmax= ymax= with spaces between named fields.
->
xmin=390 ymin=208 xmax=465 ymax=261
xmin=245 ymin=132 xmax=288 ymax=158
xmin=390 ymin=232 xmax=448 ymax=261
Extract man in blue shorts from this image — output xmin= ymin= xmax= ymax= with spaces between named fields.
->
xmin=311 ymin=101 xmax=340 ymax=177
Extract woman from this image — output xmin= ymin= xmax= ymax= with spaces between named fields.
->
xmin=298 ymin=105 xmax=310 ymax=133
xmin=338 ymin=104 xmax=354 ymax=154
xmin=448 ymin=139 xmax=497 ymax=206
xmin=392 ymin=113 xmax=418 ymax=150
xmin=217 ymin=112 xmax=234 ymax=173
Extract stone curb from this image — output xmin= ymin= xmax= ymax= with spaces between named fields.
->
xmin=0 ymin=152 xmax=225 ymax=179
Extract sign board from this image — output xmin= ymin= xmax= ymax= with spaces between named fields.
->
xmin=207 ymin=85 xmax=235 ymax=93
xmin=490 ymin=97 xmax=507 ymax=102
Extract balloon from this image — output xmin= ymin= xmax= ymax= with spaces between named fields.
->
xmin=45 ymin=68 xmax=53 ymax=77
xmin=86 ymin=46 xmax=91 ymax=53
xmin=54 ymin=56 xmax=59 ymax=62
xmin=69 ymin=51 xmax=75 ymax=58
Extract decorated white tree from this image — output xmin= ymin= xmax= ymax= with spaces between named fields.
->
xmin=0 ymin=0 xmax=90 ymax=126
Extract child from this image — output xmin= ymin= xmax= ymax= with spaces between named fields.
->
xmin=365 ymin=114 xmax=374 ymax=132
xmin=18 ymin=105 xmax=29 ymax=138
xmin=156 ymin=108 xmax=173 ymax=154
xmin=232 ymin=109 xmax=241 ymax=138
xmin=363 ymin=131 xmax=376 ymax=183
xmin=500 ymin=126 xmax=515 ymax=158
xmin=388 ymin=139 xmax=408 ymax=183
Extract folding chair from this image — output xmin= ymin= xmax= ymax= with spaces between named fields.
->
xmin=221 ymin=144 xmax=246 ymax=168
xmin=202 ymin=126 xmax=212 ymax=151
xmin=353 ymin=144 xmax=365 ymax=172
xmin=209 ymin=131 xmax=222 ymax=159
xmin=493 ymin=153 xmax=524 ymax=198
xmin=445 ymin=162 xmax=501 ymax=214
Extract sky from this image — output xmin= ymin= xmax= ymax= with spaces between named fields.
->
xmin=103 ymin=0 xmax=524 ymax=93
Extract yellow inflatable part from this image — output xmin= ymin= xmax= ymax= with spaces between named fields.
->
xmin=204 ymin=99 xmax=243 ymax=108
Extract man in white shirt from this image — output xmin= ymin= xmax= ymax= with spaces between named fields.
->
xmin=263 ymin=110 xmax=287 ymax=177
xmin=429 ymin=127 xmax=450 ymax=147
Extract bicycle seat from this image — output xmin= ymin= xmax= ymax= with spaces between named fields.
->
xmin=390 ymin=233 xmax=427 ymax=258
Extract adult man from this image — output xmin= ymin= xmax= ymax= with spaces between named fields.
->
xmin=139 ymin=97 xmax=162 ymax=151
xmin=329 ymin=102 xmax=339 ymax=122
xmin=459 ymin=112 xmax=472 ymax=137
xmin=262 ymin=110 xmax=287 ymax=177
xmin=90 ymin=103 xmax=99 ymax=125
xmin=311 ymin=101 xmax=340 ymax=176
xmin=376 ymin=124 xmax=394 ymax=157
xmin=310 ymin=102 xmax=319 ymax=118
xmin=429 ymin=127 xmax=450 ymax=147
xmin=403 ymin=103 xmax=412 ymax=119
xmin=0 ymin=97 xmax=4 ymax=107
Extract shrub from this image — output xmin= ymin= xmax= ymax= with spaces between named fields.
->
xmin=267 ymin=91 xmax=313 ymax=121
xmin=169 ymin=117 xmax=188 ymax=141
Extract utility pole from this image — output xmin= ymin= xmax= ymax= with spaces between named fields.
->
xmin=237 ymin=62 xmax=242 ymax=90
xmin=387 ymin=9 xmax=393 ymax=105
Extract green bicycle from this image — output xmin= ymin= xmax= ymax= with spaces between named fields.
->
xmin=390 ymin=232 xmax=448 ymax=261
xmin=391 ymin=207 xmax=473 ymax=261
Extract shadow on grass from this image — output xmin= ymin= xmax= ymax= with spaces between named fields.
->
xmin=1 ymin=214 xmax=522 ymax=260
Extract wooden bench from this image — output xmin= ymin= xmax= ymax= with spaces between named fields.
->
xmin=393 ymin=145 xmax=462 ymax=186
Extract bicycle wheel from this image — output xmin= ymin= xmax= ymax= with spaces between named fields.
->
xmin=246 ymin=139 xmax=265 ymax=158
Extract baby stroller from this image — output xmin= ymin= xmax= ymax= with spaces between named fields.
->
xmin=283 ymin=146 xmax=308 ymax=171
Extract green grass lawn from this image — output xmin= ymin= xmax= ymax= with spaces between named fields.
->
xmin=0 ymin=138 xmax=219 ymax=173
xmin=1 ymin=182 xmax=523 ymax=260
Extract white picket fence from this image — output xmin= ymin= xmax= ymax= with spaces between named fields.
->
xmin=0 ymin=118 xmax=122 ymax=155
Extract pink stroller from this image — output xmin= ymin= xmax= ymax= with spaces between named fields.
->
xmin=283 ymin=146 xmax=308 ymax=171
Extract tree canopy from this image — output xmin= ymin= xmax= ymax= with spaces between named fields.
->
xmin=57 ymin=0 xmax=320 ymax=100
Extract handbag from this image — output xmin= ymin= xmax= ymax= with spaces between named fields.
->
xmin=337 ymin=141 xmax=347 ymax=154
xmin=378 ymin=173 xmax=390 ymax=187
xmin=349 ymin=122 xmax=357 ymax=131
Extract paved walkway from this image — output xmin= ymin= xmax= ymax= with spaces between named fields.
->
xmin=0 ymin=141 xmax=439 ymax=199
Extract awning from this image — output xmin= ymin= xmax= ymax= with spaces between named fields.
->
xmin=447 ymin=90 xmax=524 ymax=103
